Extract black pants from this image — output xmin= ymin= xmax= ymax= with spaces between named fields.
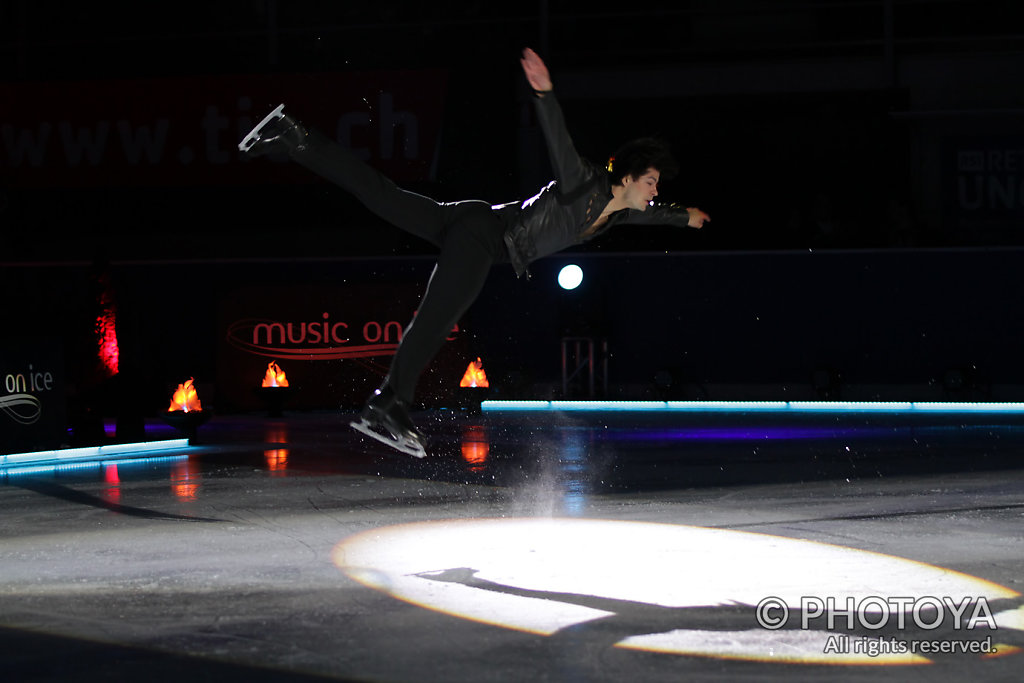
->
xmin=291 ymin=130 xmax=509 ymax=404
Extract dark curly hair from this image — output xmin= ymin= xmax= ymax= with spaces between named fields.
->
xmin=606 ymin=137 xmax=679 ymax=186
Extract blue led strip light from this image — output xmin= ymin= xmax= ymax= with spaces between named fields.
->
xmin=0 ymin=439 xmax=191 ymax=470
xmin=480 ymin=400 xmax=1024 ymax=414
xmin=1 ymin=454 xmax=189 ymax=479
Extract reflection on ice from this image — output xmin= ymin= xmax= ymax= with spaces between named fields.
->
xmin=171 ymin=458 xmax=200 ymax=500
xmin=264 ymin=422 xmax=290 ymax=475
xmin=102 ymin=463 xmax=120 ymax=505
xmin=558 ymin=431 xmax=589 ymax=517
xmin=513 ymin=428 xmax=594 ymax=518
xmin=461 ymin=425 xmax=489 ymax=472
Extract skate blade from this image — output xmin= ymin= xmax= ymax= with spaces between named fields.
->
xmin=349 ymin=418 xmax=427 ymax=459
xmin=238 ymin=103 xmax=286 ymax=152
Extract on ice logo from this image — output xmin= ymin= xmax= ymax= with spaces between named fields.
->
xmin=1 ymin=365 xmax=55 ymax=425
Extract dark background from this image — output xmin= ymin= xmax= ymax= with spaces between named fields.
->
xmin=2 ymin=1 xmax=1024 ymax=433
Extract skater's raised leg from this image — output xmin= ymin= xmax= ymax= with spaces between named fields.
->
xmin=240 ymin=103 xmax=452 ymax=247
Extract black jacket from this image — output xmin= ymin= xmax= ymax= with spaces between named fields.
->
xmin=495 ymin=91 xmax=693 ymax=277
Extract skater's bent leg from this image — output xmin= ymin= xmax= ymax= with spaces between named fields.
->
xmin=290 ymin=129 xmax=450 ymax=246
xmin=385 ymin=214 xmax=504 ymax=404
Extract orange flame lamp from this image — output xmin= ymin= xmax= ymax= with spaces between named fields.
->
xmin=460 ymin=358 xmax=489 ymax=388
xmin=257 ymin=361 xmax=293 ymax=417
xmin=168 ymin=378 xmax=202 ymax=413
xmin=163 ymin=378 xmax=210 ymax=440
xmin=262 ymin=361 xmax=289 ymax=388
xmin=457 ymin=357 xmax=491 ymax=414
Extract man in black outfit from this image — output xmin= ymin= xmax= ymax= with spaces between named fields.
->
xmin=239 ymin=48 xmax=710 ymax=457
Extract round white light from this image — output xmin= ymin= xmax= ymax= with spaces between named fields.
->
xmin=334 ymin=518 xmax=1024 ymax=665
xmin=557 ymin=264 xmax=583 ymax=290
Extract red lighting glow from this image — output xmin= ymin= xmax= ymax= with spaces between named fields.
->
xmin=168 ymin=378 xmax=202 ymax=413
xmin=95 ymin=280 xmax=119 ymax=377
xmin=261 ymin=361 xmax=289 ymax=388
xmin=459 ymin=358 xmax=489 ymax=388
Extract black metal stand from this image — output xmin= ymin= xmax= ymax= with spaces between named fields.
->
xmin=561 ymin=336 xmax=607 ymax=398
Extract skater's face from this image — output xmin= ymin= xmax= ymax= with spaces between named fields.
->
xmin=621 ymin=168 xmax=660 ymax=210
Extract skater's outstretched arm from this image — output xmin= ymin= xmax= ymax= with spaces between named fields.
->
xmin=622 ymin=202 xmax=711 ymax=229
xmin=520 ymin=48 xmax=590 ymax=195
xmin=521 ymin=48 xmax=710 ymax=231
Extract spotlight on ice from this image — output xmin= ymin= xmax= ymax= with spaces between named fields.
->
xmin=558 ymin=264 xmax=583 ymax=290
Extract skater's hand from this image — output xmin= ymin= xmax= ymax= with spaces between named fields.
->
xmin=687 ymin=208 xmax=710 ymax=228
xmin=521 ymin=47 xmax=553 ymax=93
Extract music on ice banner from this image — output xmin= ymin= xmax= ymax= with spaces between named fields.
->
xmin=217 ymin=283 xmax=468 ymax=412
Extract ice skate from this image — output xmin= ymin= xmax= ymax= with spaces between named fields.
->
xmin=349 ymin=386 xmax=428 ymax=458
xmin=238 ymin=103 xmax=309 ymax=156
